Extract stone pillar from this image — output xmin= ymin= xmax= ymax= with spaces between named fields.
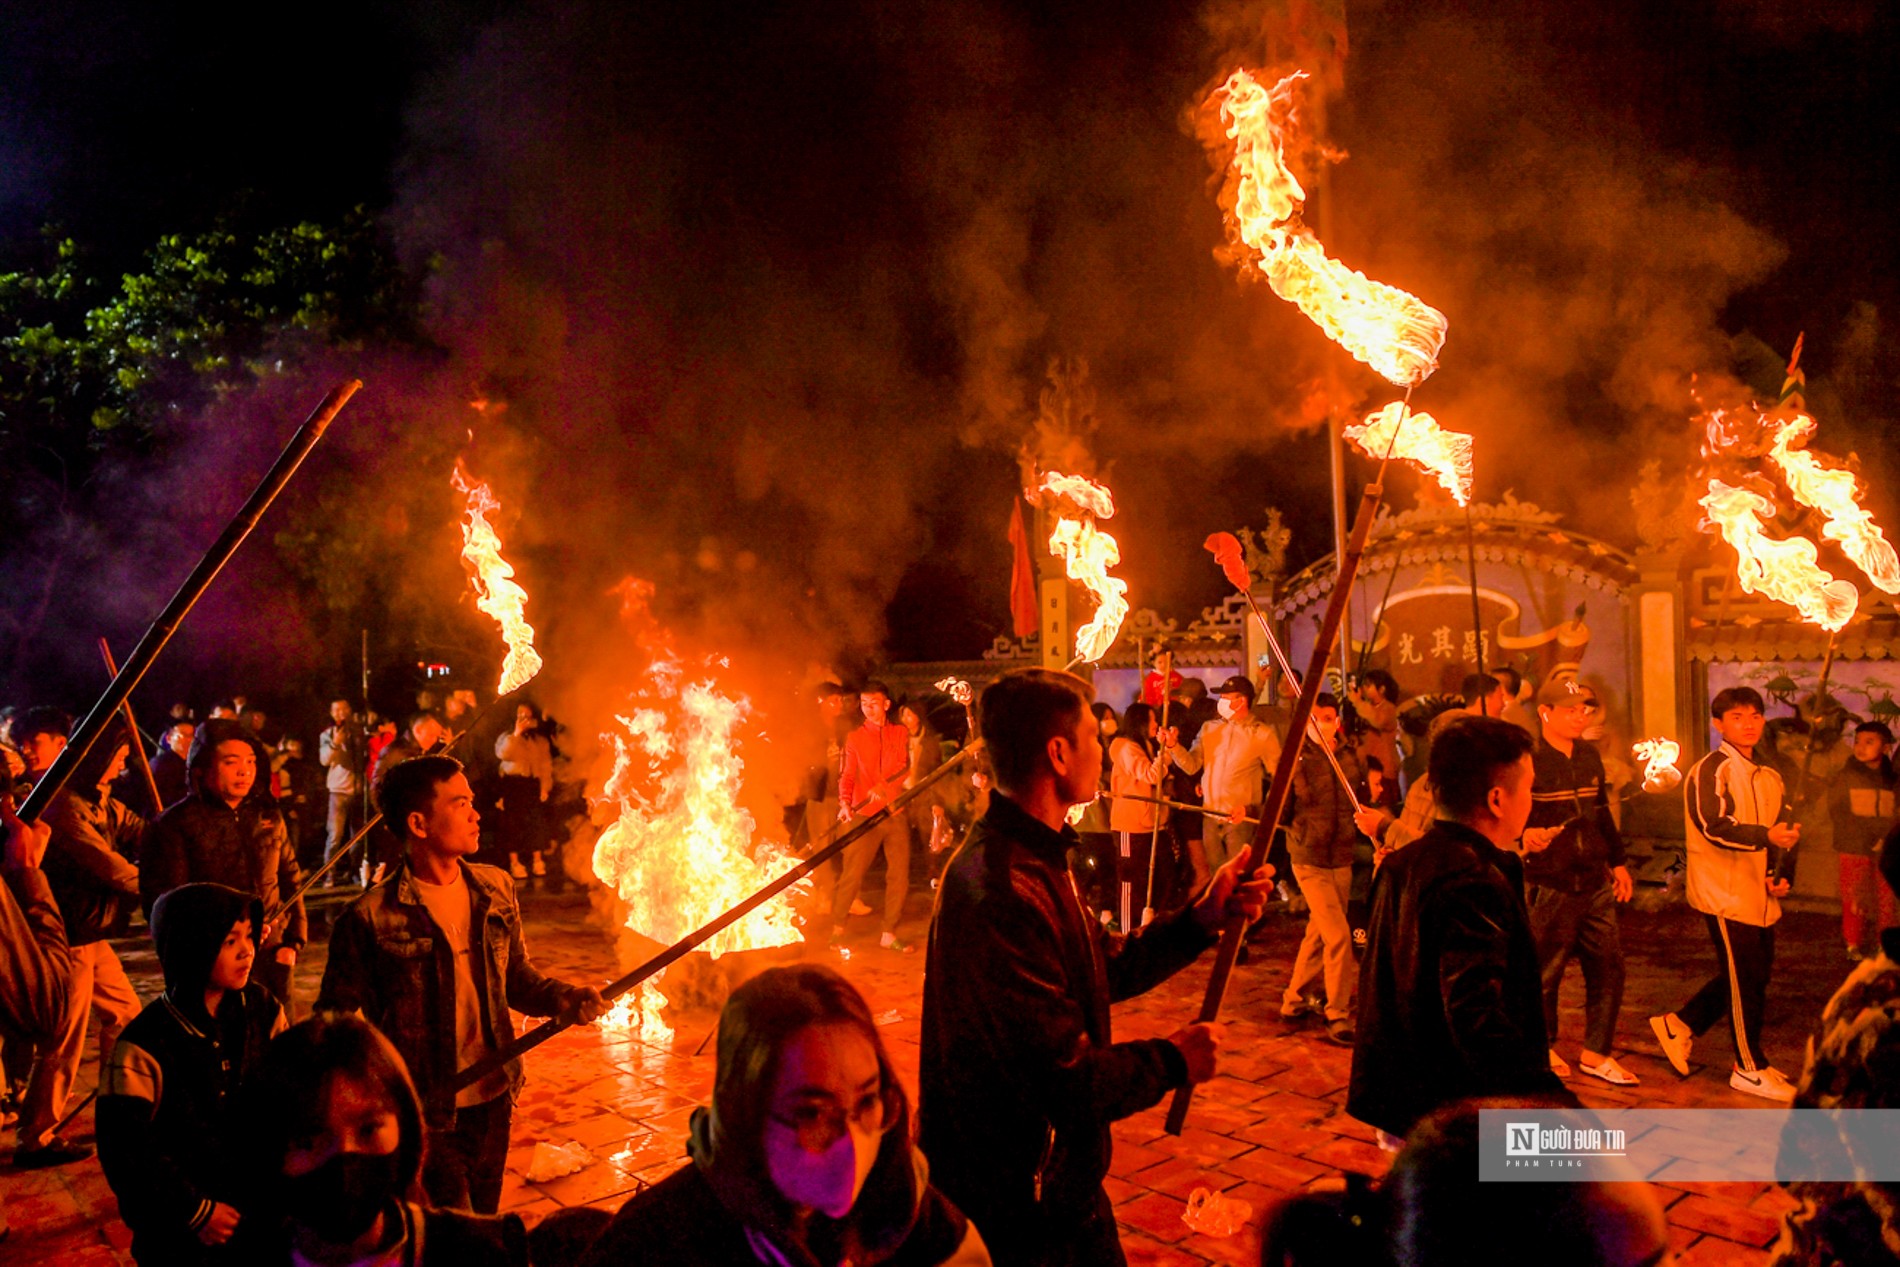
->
xmin=1630 ymin=549 xmax=1688 ymax=746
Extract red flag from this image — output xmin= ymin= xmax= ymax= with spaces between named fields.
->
xmin=1008 ymin=498 xmax=1038 ymax=640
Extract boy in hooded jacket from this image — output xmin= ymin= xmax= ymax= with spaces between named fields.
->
xmin=97 ymin=882 xmax=287 ymax=1264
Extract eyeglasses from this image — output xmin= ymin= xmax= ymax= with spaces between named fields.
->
xmin=767 ymin=1088 xmax=891 ymax=1150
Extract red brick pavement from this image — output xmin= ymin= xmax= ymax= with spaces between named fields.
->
xmin=0 ymin=887 xmax=1856 ymax=1265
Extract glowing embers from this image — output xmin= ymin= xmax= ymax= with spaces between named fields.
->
xmin=451 ymin=459 xmax=545 ymax=694
xmin=1210 ymin=68 xmax=1447 ymax=387
xmin=1035 ymin=471 xmax=1129 ymax=665
xmin=1343 ymin=402 xmax=1473 ymax=506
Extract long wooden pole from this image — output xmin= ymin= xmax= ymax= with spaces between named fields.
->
xmin=98 ymin=639 xmax=164 ymax=815
xmin=1141 ymin=651 xmax=1174 ymax=925
xmin=20 ymin=382 xmax=360 ymax=823
xmin=450 ymin=741 xmax=983 ymax=1093
xmin=1164 ymin=460 xmax=1391 ymax=1135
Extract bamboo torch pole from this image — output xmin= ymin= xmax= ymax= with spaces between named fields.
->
xmin=1141 ymin=651 xmax=1174 ymax=926
xmin=1165 ymin=449 xmax=1396 ymax=1136
xmin=20 ymin=382 xmax=360 ymax=823
xmin=97 ymin=639 xmax=165 ymax=816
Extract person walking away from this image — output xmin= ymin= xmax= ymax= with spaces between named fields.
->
xmin=1281 ymin=695 xmax=1370 ymax=1044
xmin=1649 ymin=686 xmax=1800 ymax=1101
xmin=1348 ymin=716 xmax=1575 ymax=1141
xmin=13 ymin=709 xmax=145 ymax=1168
xmin=318 ymin=700 xmax=365 ymax=887
xmin=242 ymin=1013 xmax=530 ymax=1266
xmin=1165 ymin=674 xmax=1281 ymax=888
xmin=577 ymin=964 xmax=989 ymax=1266
xmin=1106 ymin=702 xmax=1169 ymax=931
xmin=97 ymin=883 xmax=287 ymax=1264
xmin=1828 ymin=720 xmax=1896 ymax=960
xmin=318 ymin=755 xmax=604 ymax=1212
xmin=831 ymin=681 xmax=914 ymax=953
xmin=920 ymin=668 xmax=1272 ymax=1266
xmin=0 ymin=795 xmax=72 ymax=1240
xmin=494 ymin=703 xmax=554 ymax=880
xmin=1525 ymin=678 xmax=1638 ymax=1087
xmin=141 ymin=719 xmax=306 ymax=1008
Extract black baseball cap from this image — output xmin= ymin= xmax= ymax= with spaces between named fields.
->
xmin=1214 ymin=674 xmax=1257 ymax=701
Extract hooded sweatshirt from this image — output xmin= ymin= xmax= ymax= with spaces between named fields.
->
xmin=98 ymin=882 xmax=286 ymax=1264
xmin=577 ymin=1106 xmax=986 ymax=1267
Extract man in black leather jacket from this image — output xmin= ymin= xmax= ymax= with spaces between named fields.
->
xmin=919 ymin=669 xmax=1272 ymax=1266
xmin=1348 ymin=715 xmax=1575 ymax=1140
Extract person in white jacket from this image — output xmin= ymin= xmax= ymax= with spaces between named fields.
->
xmin=1164 ymin=675 xmax=1282 ymax=881
xmin=1649 ymin=686 xmax=1799 ymax=1101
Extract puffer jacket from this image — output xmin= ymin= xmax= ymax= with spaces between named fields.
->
xmin=919 ymin=794 xmax=1210 ymax=1259
xmin=1347 ymin=820 xmax=1573 ymax=1138
xmin=143 ymin=791 xmax=306 ymax=951
xmin=316 ymin=859 xmax=586 ymax=1128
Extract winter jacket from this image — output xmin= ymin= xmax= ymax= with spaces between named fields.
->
xmin=1107 ymin=737 xmax=1168 ymax=833
xmin=840 ymin=722 xmax=910 ymax=815
xmin=1169 ymin=715 xmax=1282 ymax=816
xmin=1523 ymin=737 xmax=1626 ymax=894
xmin=1347 ymin=820 xmax=1572 ymax=1138
xmin=143 ymin=790 xmax=306 ymax=952
xmin=578 ymin=1108 xmax=986 ymax=1267
xmin=1827 ymin=757 xmax=1896 ymax=858
xmin=40 ymin=785 xmax=145 ymax=945
xmin=98 ymin=883 xmax=286 ymax=1265
xmin=919 ymin=794 xmax=1209 ymax=1259
xmin=1287 ymin=741 xmax=1364 ymax=869
xmin=0 ymin=860 xmax=72 ymax=1047
xmin=317 ymin=858 xmax=588 ymax=1128
xmin=1684 ymin=741 xmax=1792 ymax=927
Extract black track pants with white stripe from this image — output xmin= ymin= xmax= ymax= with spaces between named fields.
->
xmin=1676 ymin=915 xmax=1775 ymax=1072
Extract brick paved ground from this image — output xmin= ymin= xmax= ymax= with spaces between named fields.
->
xmin=1 ymin=882 xmax=1854 ymax=1265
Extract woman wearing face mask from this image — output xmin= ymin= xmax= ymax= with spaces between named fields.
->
xmin=244 ymin=1013 xmax=528 ymax=1266
xmin=579 ymin=963 xmax=989 ymax=1266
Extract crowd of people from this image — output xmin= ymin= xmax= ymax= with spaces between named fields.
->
xmin=0 ymin=660 xmax=1894 ymax=1265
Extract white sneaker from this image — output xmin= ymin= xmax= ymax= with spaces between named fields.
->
xmin=531 ymin=853 xmax=546 ymax=877
xmin=1730 ymin=1066 xmax=1795 ymax=1102
xmin=1650 ymin=1013 xmax=1693 ymax=1077
xmin=849 ymin=899 xmax=873 ymax=916
xmin=509 ymin=855 xmax=528 ymax=880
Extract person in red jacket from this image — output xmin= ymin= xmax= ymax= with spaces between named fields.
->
xmin=831 ymin=681 xmax=915 ymax=952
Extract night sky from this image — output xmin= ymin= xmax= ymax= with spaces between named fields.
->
xmin=4 ymin=0 xmax=1897 ymax=714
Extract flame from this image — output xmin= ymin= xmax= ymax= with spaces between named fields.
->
xmin=1699 ymin=479 xmax=1859 ymax=631
xmin=1343 ymin=402 xmax=1473 ymax=505
xmin=1212 ymin=69 xmax=1447 ymax=387
xmin=1632 ymin=738 xmax=1682 ymax=794
xmin=1036 ymin=471 xmax=1129 ymax=664
xmin=590 ymin=626 xmax=806 ymax=965
xmin=450 ymin=460 xmax=544 ymax=694
xmin=1768 ymin=413 xmax=1900 ymax=595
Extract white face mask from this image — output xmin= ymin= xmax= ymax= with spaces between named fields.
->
xmin=765 ymin=1122 xmax=880 ymax=1220
xmin=1217 ymin=697 xmax=1242 ymax=721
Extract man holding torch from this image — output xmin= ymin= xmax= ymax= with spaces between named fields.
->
xmin=1163 ymin=674 xmax=1281 ymax=885
xmin=1649 ymin=687 xmax=1798 ymax=1101
xmin=919 ymin=668 xmax=1272 ymax=1266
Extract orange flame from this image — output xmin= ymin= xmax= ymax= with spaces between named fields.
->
xmin=1343 ymin=402 xmax=1473 ymax=505
xmin=1632 ymin=738 xmax=1682 ymax=794
xmin=451 ymin=460 xmax=544 ymax=694
xmin=1768 ymin=413 xmax=1900 ymax=595
xmin=1699 ymin=478 xmax=1858 ymax=631
xmin=1212 ymin=68 xmax=1447 ymax=387
xmin=590 ymin=633 xmax=805 ymax=964
xmin=1037 ymin=471 xmax=1129 ymax=664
